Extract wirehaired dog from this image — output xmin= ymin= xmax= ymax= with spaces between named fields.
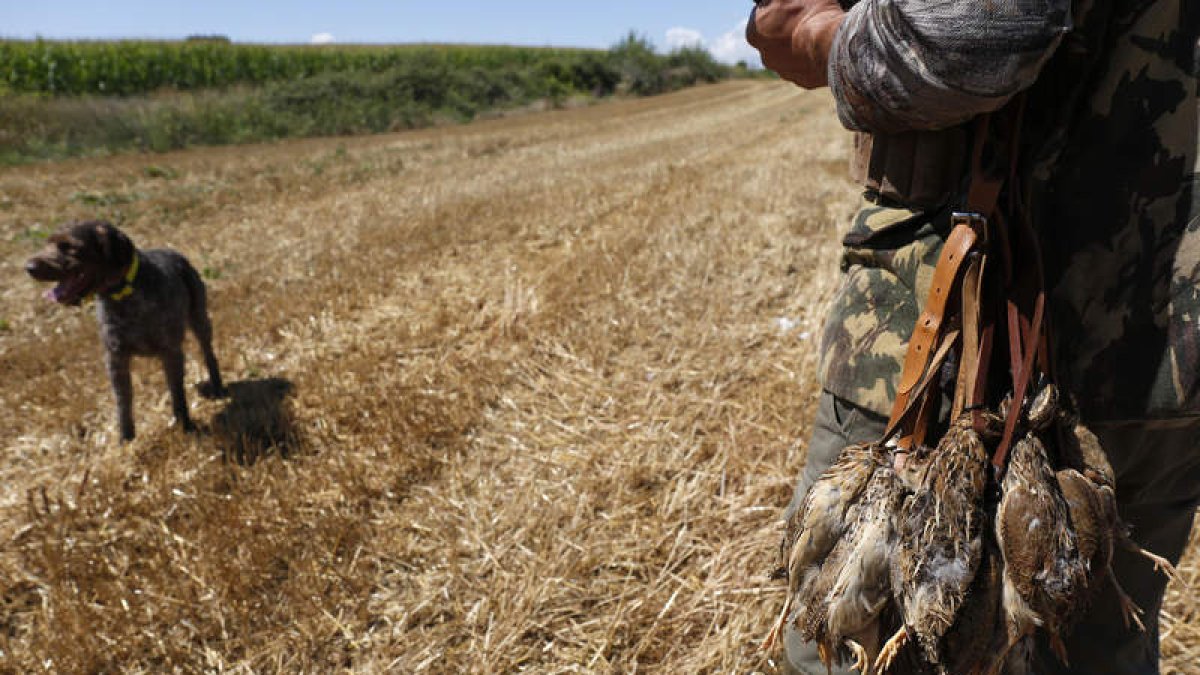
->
xmin=25 ymin=220 xmax=226 ymax=441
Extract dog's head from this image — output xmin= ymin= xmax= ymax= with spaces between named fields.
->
xmin=25 ymin=220 xmax=136 ymax=306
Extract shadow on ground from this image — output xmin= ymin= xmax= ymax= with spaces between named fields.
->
xmin=211 ymin=377 xmax=300 ymax=464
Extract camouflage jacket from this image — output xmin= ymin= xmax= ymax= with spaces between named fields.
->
xmin=829 ymin=0 xmax=1072 ymax=134
xmin=817 ymin=0 xmax=1200 ymax=423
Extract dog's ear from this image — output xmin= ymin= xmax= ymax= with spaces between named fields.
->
xmin=93 ymin=222 xmax=134 ymax=269
xmin=47 ymin=231 xmax=85 ymax=255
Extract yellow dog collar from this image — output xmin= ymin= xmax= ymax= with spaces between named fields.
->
xmin=106 ymin=253 xmax=140 ymax=301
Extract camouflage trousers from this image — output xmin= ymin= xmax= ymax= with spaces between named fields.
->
xmin=779 ymin=392 xmax=1200 ymax=675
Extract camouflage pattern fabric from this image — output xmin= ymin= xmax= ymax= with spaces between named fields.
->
xmin=819 ymin=0 xmax=1200 ymax=423
xmin=830 ymin=0 xmax=1071 ymax=134
xmin=1029 ymin=0 xmax=1200 ymax=422
xmin=816 ymin=201 xmax=949 ymax=415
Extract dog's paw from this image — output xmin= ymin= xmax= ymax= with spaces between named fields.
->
xmin=197 ymin=381 xmax=228 ymax=399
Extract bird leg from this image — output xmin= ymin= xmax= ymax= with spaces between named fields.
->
xmin=874 ymin=627 xmax=908 ymax=674
xmin=1049 ymin=633 xmax=1070 ymax=666
xmin=764 ymin=535 xmax=818 ymax=652
xmin=1107 ymin=568 xmax=1146 ymax=632
xmin=986 ymin=632 xmax=1033 ymax=675
xmin=847 ymin=625 xmax=882 ymax=674
xmin=761 ymin=594 xmax=793 ymax=652
xmin=1119 ymin=536 xmax=1180 ymax=583
xmin=817 ymin=641 xmax=835 ymax=675
xmin=844 ymin=639 xmax=869 ymax=674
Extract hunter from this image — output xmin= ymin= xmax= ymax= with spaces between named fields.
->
xmin=747 ymin=0 xmax=1199 ymax=673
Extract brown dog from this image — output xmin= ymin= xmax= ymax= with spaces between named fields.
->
xmin=25 ymin=220 xmax=226 ymax=441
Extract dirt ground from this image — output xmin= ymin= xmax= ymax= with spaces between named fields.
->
xmin=0 ymin=80 xmax=1195 ymax=673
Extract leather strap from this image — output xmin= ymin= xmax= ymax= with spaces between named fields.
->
xmin=884 ymin=328 xmax=961 ymax=443
xmin=886 ymin=224 xmax=977 ymax=448
xmin=952 ymin=254 xmax=984 ymax=420
xmin=882 ymin=105 xmax=1027 ymax=453
xmin=991 ymin=191 xmax=1048 ymax=474
xmin=993 ymin=290 xmax=1045 ymax=472
xmin=964 ymin=114 xmax=1003 ymax=226
xmin=892 ymin=224 xmax=976 ymax=403
xmin=970 ymin=316 xmax=996 ymax=435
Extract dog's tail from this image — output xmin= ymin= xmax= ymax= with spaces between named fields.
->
xmin=181 ymin=262 xmax=209 ymax=333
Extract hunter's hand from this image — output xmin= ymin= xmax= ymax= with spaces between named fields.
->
xmin=746 ymin=0 xmax=846 ymax=89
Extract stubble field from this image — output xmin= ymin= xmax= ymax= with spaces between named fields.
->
xmin=0 ymin=81 xmax=1195 ymax=673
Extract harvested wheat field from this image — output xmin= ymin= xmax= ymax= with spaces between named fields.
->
xmin=0 ymin=80 xmax=1196 ymax=673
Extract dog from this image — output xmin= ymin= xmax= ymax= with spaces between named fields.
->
xmin=25 ymin=220 xmax=226 ymax=441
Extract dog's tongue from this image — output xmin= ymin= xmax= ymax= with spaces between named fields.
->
xmin=46 ymin=282 xmax=72 ymax=304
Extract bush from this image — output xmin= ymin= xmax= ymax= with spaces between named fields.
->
xmin=608 ymin=33 xmax=665 ymax=96
xmin=665 ymin=47 xmax=728 ymax=87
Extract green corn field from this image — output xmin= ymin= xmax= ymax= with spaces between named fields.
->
xmin=0 ymin=36 xmax=754 ymax=163
xmin=0 ymin=39 xmax=605 ymax=96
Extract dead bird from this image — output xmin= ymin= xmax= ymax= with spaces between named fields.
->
xmin=877 ymin=415 xmax=991 ymax=672
xmin=763 ymin=443 xmax=881 ymax=652
xmin=1054 ymin=467 xmax=1141 ymax=628
xmin=995 ymin=432 xmax=1087 ymax=669
xmin=798 ymin=461 xmax=906 ymax=672
xmin=1055 ymin=420 xmax=1181 ymax=629
xmin=1024 ymin=380 xmax=1059 ymax=432
xmin=939 ymin=530 xmax=1006 ymax=675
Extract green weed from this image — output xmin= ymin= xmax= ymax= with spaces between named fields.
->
xmin=13 ymin=225 xmax=49 ymax=243
xmin=70 ymin=190 xmax=142 ymax=207
xmin=142 ymin=165 xmax=179 ymax=179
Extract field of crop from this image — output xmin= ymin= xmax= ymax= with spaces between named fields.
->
xmin=0 ymin=37 xmax=746 ymax=163
xmin=0 ymin=40 xmax=607 ymax=96
xmin=0 ymin=81 xmax=1196 ymax=673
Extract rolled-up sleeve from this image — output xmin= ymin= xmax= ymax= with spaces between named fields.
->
xmin=829 ymin=0 xmax=1072 ymax=134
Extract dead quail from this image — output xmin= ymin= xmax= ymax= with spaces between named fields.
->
xmin=1054 ymin=467 xmax=1143 ymax=629
xmin=1056 ymin=421 xmax=1181 ymax=623
xmin=877 ymin=414 xmax=991 ymax=672
xmin=1024 ymin=380 xmax=1058 ymax=432
xmin=1059 ymin=419 xmax=1110 ymax=486
xmin=796 ymin=462 xmax=906 ymax=672
xmin=764 ymin=443 xmax=881 ymax=651
xmin=940 ymin=531 xmax=1006 ymax=675
xmin=995 ymin=432 xmax=1087 ymax=667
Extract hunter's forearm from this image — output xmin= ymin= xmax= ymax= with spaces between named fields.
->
xmin=829 ymin=0 xmax=1073 ymax=134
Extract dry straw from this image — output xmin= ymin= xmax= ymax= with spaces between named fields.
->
xmin=0 ymin=81 xmax=1194 ymax=673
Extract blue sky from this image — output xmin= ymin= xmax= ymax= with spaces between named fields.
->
xmin=0 ymin=1 xmax=761 ymax=64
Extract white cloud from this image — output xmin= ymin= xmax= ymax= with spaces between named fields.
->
xmin=310 ymin=32 xmax=335 ymax=45
xmin=663 ymin=21 xmax=760 ymax=67
xmin=665 ymin=26 xmax=705 ymax=50
xmin=709 ymin=20 xmax=759 ymax=66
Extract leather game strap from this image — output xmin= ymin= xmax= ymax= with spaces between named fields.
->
xmin=885 ymin=222 xmax=978 ymax=448
xmin=884 ymin=112 xmax=1004 ymax=450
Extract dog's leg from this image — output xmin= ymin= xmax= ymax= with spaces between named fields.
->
xmin=162 ymin=348 xmax=196 ymax=433
xmin=185 ymin=266 xmax=226 ymax=398
xmin=106 ymin=350 xmax=135 ymax=441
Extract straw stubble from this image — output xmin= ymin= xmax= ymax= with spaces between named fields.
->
xmin=0 ymin=81 xmax=1194 ymax=673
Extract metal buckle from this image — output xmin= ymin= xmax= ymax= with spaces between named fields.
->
xmin=951 ymin=211 xmax=989 ymax=246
